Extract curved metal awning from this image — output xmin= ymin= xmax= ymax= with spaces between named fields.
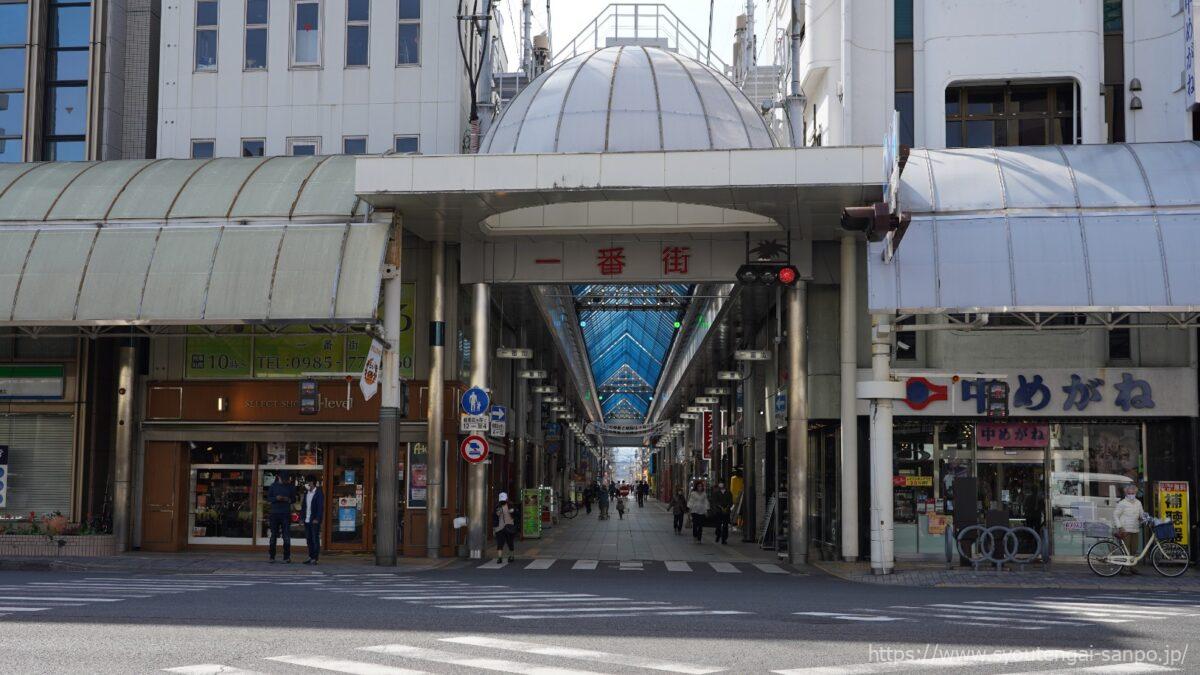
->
xmin=0 ymin=158 xmax=386 ymax=327
xmin=868 ymin=142 xmax=1200 ymax=314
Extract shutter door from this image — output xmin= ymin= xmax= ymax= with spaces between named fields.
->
xmin=0 ymin=414 xmax=75 ymax=516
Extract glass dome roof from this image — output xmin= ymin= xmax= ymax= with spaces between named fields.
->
xmin=482 ymin=45 xmax=777 ymax=154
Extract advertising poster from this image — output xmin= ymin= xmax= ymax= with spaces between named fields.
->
xmin=408 ymin=443 xmax=429 ymax=508
xmin=1157 ymin=481 xmax=1190 ymax=546
xmin=522 ymin=488 xmax=543 ymax=538
xmin=338 ymin=498 xmax=357 ymax=533
xmin=0 ymin=444 xmax=8 ymax=509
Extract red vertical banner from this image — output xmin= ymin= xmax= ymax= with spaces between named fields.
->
xmin=702 ymin=411 xmax=713 ymax=460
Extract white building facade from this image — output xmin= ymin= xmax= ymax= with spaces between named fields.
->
xmin=157 ymin=0 xmax=481 ymax=159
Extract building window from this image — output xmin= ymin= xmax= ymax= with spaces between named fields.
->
xmin=241 ymin=138 xmax=264 ymax=156
xmin=43 ymin=0 xmax=90 ymax=161
xmin=346 ymin=0 xmax=369 ymax=67
xmin=342 ymin=136 xmax=366 ymax=155
xmin=191 ymin=140 xmax=215 ymax=158
xmin=1109 ymin=316 xmax=1132 ymax=361
xmin=0 ymin=1 xmax=27 ymax=163
xmin=945 ymin=82 xmax=1077 ymax=148
xmin=894 ymin=0 xmax=913 ymax=40
xmin=393 ymin=135 xmax=418 ymax=154
xmin=195 ymin=0 xmax=219 ymax=71
xmin=1103 ymin=0 xmax=1122 ymax=32
xmin=895 ymin=316 xmax=916 ymax=361
xmin=287 ymin=137 xmax=320 ymax=155
xmin=244 ymin=0 xmax=268 ymax=70
xmin=397 ymin=0 xmax=420 ymax=65
xmin=292 ymin=0 xmax=321 ymax=66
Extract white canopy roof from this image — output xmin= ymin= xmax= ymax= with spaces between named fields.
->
xmin=869 ymin=142 xmax=1200 ymax=314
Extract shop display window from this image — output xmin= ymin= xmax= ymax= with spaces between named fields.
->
xmin=189 ymin=442 xmax=255 ymax=544
xmin=190 ymin=441 xmax=253 ymax=465
xmin=892 ymin=422 xmax=936 ymax=555
xmin=257 ymin=443 xmax=325 ymax=542
xmin=1051 ymin=423 xmax=1143 ymax=557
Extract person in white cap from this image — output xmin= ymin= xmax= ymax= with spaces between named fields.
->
xmin=493 ymin=492 xmax=517 ymax=563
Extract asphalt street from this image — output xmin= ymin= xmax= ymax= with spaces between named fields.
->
xmin=0 ymin=563 xmax=1195 ymax=674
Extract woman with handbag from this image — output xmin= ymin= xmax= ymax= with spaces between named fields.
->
xmin=493 ymin=492 xmax=518 ymax=564
xmin=686 ymin=481 xmax=709 ymax=543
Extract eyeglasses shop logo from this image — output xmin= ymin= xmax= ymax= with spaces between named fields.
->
xmin=244 ymin=396 xmax=352 ymax=411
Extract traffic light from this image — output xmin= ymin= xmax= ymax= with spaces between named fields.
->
xmin=736 ymin=262 xmax=800 ymax=287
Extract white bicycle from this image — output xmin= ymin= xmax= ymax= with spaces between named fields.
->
xmin=1086 ymin=516 xmax=1190 ymax=578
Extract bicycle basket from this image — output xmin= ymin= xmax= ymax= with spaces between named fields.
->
xmin=1083 ymin=522 xmax=1112 ymax=539
xmin=1154 ymin=521 xmax=1177 ymax=542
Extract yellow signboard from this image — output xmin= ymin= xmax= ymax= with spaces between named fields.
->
xmin=1156 ymin=481 xmax=1190 ymax=546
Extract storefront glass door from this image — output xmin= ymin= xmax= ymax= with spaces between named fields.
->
xmin=329 ymin=446 xmax=372 ymax=550
xmin=976 ymin=454 xmax=1047 ymax=531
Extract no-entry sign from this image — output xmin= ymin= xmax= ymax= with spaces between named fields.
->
xmin=459 ymin=434 xmax=489 ymax=464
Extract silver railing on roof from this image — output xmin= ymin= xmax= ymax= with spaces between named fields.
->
xmin=554 ymin=3 xmax=730 ymax=74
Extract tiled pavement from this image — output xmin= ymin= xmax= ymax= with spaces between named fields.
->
xmin=518 ymin=497 xmax=789 ymax=563
xmin=816 ymin=559 xmax=1200 ymax=591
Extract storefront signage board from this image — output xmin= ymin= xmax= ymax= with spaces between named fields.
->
xmin=1156 ymin=481 xmax=1190 ymax=546
xmin=0 ymin=365 xmax=65 ymax=400
xmin=0 ymin=445 xmax=8 ymax=508
xmin=892 ymin=368 xmax=1196 ymax=418
xmin=406 ymin=442 xmax=448 ymax=509
xmin=147 ymin=380 xmax=380 ymax=422
xmin=772 ymin=390 xmax=787 ymax=430
xmin=184 ymin=283 xmax=415 ymax=379
xmin=976 ymin=422 xmax=1049 ymax=448
xmin=893 ymin=475 xmax=933 ymax=487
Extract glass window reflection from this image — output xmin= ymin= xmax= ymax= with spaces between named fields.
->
xmin=0 ymin=48 xmax=24 ymax=89
xmin=44 ymin=140 xmax=83 ymax=161
xmin=0 ymin=138 xmax=22 ymax=163
xmin=0 ymin=91 xmax=23 ymax=132
xmin=48 ymin=50 xmax=89 ymax=82
xmin=397 ymin=23 xmax=419 ymax=65
xmin=49 ymin=5 xmax=90 ymax=48
xmin=0 ymin=3 xmax=27 ymax=46
xmin=46 ymin=85 xmax=87 ymax=135
xmin=246 ymin=0 xmax=268 ymax=25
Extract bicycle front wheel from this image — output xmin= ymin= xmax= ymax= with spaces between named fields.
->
xmin=1151 ymin=541 xmax=1190 ymax=577
xmin=561 ymin=503 xmax=578 ymax=519
xmin=1086 ymin=540 xmax=1124 ymax=577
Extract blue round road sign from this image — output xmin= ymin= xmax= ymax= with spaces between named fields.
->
xmin=461 ymin=387 xmax=490 ymax=415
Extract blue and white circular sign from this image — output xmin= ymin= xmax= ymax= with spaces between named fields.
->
xmin=461 ymin=387 xmax=490 ymax=416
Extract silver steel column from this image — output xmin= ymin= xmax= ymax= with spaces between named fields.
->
xmin=786 ymin=282 xmax=809 ymax=565
xmin=742 ymin=363 xmax=759 ymax=542
xmin=869 ymin=314 xmax=895 ymax=574
xmin=113 ymin=345 xmax=135 ymax=552
xmin=467 ymin=283 xmax=490 ymax=558
xmin=532 ymin=383 xmax=544 ymax=487
xmin=515 ymin=329 xmax=528 ymax=493
xmin=376 ymin=223 xmax=403 ymax=566
xmin=425 ymin=239 xmax=446 ymax=559
xmin=839 ymin=235 xmax=860 ymax=561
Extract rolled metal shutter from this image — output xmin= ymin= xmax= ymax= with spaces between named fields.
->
xmin=0 ymin=414 xmax=75 ymax=516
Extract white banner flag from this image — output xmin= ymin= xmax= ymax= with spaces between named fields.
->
xmin=358 ymin=339 xmax=385 ymax=401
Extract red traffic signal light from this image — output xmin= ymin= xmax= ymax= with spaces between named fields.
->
xmin=736 ymin=263 xmax=800 ymax=287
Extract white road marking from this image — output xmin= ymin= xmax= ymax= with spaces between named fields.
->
xmin=434 ymin=598 xmax=623 ymax=609
xmin=442 ymin=635 xmax=726 ymax=674
xmin=618 ymin=561 xmax=643 ymax=571
xmin=657 ymin=610 xmax=750 ymax=616
xmin=572 ymin=560 xmax=598 ymax=570
xmin=772 ymin=648 xmax=1086 ymax=674
xmin=524 ymin=559 xmax=556 ymax=570
xmin=665 ymin=561 xmax=692 ymax=572
xmin=361 ymin=644 xmax=603 ymax=675
xmin=162 ymin=665 xmax=267 ymax=674
xmin=502 ymin=611 xmax=645 ymax=620
xmin=794 ymin=612 xmax=905 ymax=623
xmin=479 ymin=604 xmax=691 ymax=614
xmin=265 ymin=655 xmax=428 ymax=674
xmin=0 ymin=595 xmax=127 ymax=602
xmin=709 ymin=563 xmax=739 ymax=574
xmin=477 ymin=560 xmax=508 ymax=569
xmin=0 ymin=606 xmax=53 ymax=612
xmin=920 ymin=604 xmax=1126 ymax=624
xmin=754 ymin=564 xmax=788 ymax=574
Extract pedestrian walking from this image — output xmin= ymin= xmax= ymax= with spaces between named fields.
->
xmin=266 ymin=471 xmax=296 ymax=563
xmin=710 ymin=482 xmax=733 ymax=544
xmin=494 ymin=492 xmax=517 ymax=563
xmin=669 ymin=490 xmax=687 ymax=534
xmin=608 ymin=482 xmax=618 ymax=499
xmin=616 ymin=491 xmax=627 ymax=519
xmin=597 ymin=484 xmax=611 ymax=520
xmin=300 ymin=476 xmax=324 ymax=565
xmin=687 ymin=481 xmax=709 ymax=543
xmin=636 ymin=481 xmax=647 ymax=508
xmin=583 ymin=483 xmax=594 ymax=515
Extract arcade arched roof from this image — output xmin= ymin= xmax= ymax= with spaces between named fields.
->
xmin=482 ymin=45 xmax=777 ymax=154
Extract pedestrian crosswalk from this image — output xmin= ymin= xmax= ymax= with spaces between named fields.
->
xmin=0 ymin=574 xmax=277 ymax=619
xmin=325 ymin=575 xmax=750 ymax=620
xmin=475 ymin=558 xmax=793 ymax=574
xmin=792 ymin=591 xmax=1200 ymax=631
xmin=164 ymin=634 xmax=729 ymax=674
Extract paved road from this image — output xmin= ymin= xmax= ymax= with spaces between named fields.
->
xmin=0 ymin=564 xmax=1195 ymax=674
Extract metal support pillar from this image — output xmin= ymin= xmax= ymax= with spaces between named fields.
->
xmin=425 ymin=239 xmax=446 ymax=559
xmin=868 ymin=314 xmax=896 ymax=574
xmin=113 ymin=345 xmax=135 ymax=552
xmin=467 ymin=283 xmax=490 ymax=558
xmin=839 ymin=235 xmax=860 ymax=561
xmin=532 ymin=384 xmax=544 ymax=487
xmin=786 ymin=282 xmax=808 ymax=565
xmin=515 ymin=328 xmax=529 ymax=493
xmin=742 ymin=363 xmax=759 ymax=542
xmin=376 ymin=225 xmax=403 ymax=566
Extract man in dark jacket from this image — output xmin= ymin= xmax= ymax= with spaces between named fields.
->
xmin=267 ymin=472 xmax=296 ymax=563
xmin=710 ymin=482 xmax=733 ymax=544
xmin=299 ymin=476 xmax=325 ymax=565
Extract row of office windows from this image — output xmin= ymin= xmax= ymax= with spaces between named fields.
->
xmin=0 ymin=0 xmax=92 ymax=163
xmin=195 ymin=0 xmax=421 ymax=72
xmin=190 ymin=134 xmax=419 ymax=158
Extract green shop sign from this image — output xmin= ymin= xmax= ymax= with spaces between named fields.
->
xmin=186 ymin=283 xmax=416 ymax=379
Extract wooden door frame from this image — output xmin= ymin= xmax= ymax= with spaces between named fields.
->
xmin=324 ymin=444 xmax=375 ymax=552
xmin=140 ymin=441 xmax=186 ymax=552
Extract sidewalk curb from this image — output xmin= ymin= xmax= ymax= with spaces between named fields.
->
xmin=0 ymin=555 xmax=460 ymax=575
xmin=812 ymin=560 xmax=1200 ymax=591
